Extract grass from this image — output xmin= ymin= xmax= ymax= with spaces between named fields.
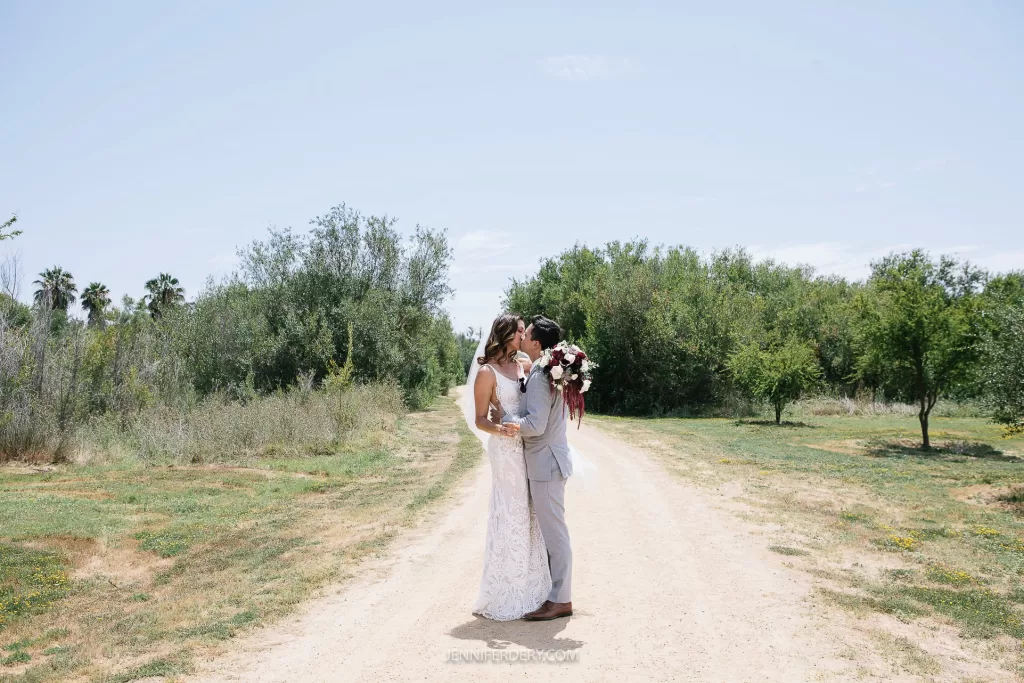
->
xmin=0 ymin=391 xmax=479 ymax=683
xmin=589 ymin=407 xmax=1024 ymax=676
xmin=1000 ymin=487 xmax=1024 ymax=505
xmin=870 ymin=631 xmax=942 ymax=676
xmin=768 ymin=545 xmax=808 ymax=556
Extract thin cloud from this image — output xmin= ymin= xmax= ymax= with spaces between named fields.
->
xmin=455 ymin=230 xmax=515 ymax=256
xmin=538 ymin=55 xmax=635 ymax=81
xmin=451 ymin=262 xmax=537 ymax=275
xmin=972 ymin=250 xmax=1024 ymax=274
xmin=747 ymin=242 xmax=1021 ymax=282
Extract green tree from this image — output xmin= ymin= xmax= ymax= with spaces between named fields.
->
xmin=853 ymin=251 xmax=984 ymax=450
xmin=728 ymin=337 xmax=821 ymax=424
xmin=981 ymin=271 xmax=1024 ymax=309
xmin=1 ymin=214 xmax=20 ymax=241
xmin=81 ymin=282 xmax=111 ymax=327
xmin=981 ymin=306 xmax=1024 ymax=436
xmin=33 ymin=267 xmax=77 ymax=311
xmin=455 ymin=327 xmax=482 ymax=376
xmin=504 ymin=241 xmax=857 ymax=415
xmin=144 ymin=273 xmax=185 ymax=319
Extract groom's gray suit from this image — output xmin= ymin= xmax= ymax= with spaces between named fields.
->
xmin=503 ymin=362 xmax=573 ymax=604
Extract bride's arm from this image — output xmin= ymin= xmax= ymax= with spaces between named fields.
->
xmin=474 ymin=367 xmax=518 ymax=437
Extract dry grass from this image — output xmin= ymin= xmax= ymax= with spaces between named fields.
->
xmin=0 ymin=392 xmax=479 ymax=683
xmin=787 ymin=396 xmax=985 ymax=419
xmin=74 ymin=382 xmax=406 ymax=466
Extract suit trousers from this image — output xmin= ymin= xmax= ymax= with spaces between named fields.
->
xmin=529 ymin=457 xmax=572 ymax=603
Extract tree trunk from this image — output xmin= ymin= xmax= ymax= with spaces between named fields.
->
xmin=775 ymin=402 xmax=782 ymax=425
xmin=919 ymin=407 xmax=930 ymax=451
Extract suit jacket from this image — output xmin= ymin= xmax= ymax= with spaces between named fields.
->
xmin=502 ymin=362 xmax=573 ymax=481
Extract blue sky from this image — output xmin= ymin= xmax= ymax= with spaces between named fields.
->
xmin=2 ymin=1 xmax=1022 ymax=332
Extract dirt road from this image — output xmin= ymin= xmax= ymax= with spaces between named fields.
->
xmin=189 ymin=388 xmax=853 ymax=682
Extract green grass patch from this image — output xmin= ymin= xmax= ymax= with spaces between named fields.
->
xmin=2 ymin=648 xmax=30 ymax=665
xmin=901 ymin=586 xmax=1024 ymax=639
xmin=175 ymin=609 xmax=259 ymax=641
xmin=768 ymin=545 xmax=809 ymax=556
xmin=925 ymin=564 xmax=979 ymax=586
xmin=0 ymin=545 xmax=71 ymax=630
xmin=101 ymin=654 xmax=190 ymax=683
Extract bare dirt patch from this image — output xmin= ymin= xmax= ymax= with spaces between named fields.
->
xmin=951 ymin=484 xmax=1024 ymax=513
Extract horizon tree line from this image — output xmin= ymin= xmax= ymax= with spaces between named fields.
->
xmin=29 ymin=266 xmax=186 ymax=325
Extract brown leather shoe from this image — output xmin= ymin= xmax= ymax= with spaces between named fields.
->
xmin=523 ymin=601 xmax=551 ymax=619
xmin=523 ymin=600 xmax=572 ymax=621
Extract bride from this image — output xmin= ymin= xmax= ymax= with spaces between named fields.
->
xmin=469 ymin=313 xmax=552 ymax=620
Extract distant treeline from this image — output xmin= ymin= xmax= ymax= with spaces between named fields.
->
xmin=505 ymin=242 xmax=1024 ymax=447
xmin=0 ymin=204 xmax=464 ymax=461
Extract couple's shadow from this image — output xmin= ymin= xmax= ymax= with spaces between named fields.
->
xmin=448 ymin=614 xmax=585 ymax=651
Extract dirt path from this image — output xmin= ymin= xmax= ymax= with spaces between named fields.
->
xmin=189 ymin=389 xmax=856 ymax=682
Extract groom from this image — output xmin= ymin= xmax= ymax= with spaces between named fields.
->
xmin=503 ymin=315 xmax=574 ymax=621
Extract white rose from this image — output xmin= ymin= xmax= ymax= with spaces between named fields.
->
xmin=565 ymin=353 xmax=577 ymax=364
xmin=571 ymin=374 xmax=578 ymax=380
xmin=550 ymin=365 xmax=564 ymax=380
xmin=582 ymin=379 xmax=591 ymax=393
xmin=581 ymin=359 xmax=589 ymax=372
xmin=538 ymin=356 xmax=549 ymax=368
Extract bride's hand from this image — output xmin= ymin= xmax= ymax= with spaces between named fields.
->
xmin=497 ymin=422 xmax=520 ymax=437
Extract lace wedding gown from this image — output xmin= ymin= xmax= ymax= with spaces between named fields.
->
xmin=472 ymin=366 xmax=552 ymax=620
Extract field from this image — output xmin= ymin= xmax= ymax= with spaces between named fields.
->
xmin=590 ymin=403 xmax=1024 ymax=677
xmin=0 ymin=394 xmax=478 ymax=683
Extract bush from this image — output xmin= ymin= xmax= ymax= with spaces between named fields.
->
xmin=76 ymin=381 xmax=405 ymax=465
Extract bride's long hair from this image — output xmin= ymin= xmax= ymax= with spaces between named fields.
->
xmin=477 ymin=313 xmax=522 ymax=366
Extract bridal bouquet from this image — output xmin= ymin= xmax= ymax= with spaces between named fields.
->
xmin=537 ymin=341 xmax=597 ymax=426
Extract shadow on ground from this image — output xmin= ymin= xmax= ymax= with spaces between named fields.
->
xmin=864 ymin=439 xmax=1021 ymax=462
xmin=735 ymin=419 xmax=820 ymax=429
xmin=449 ymin=615 xmax=585 ymax=651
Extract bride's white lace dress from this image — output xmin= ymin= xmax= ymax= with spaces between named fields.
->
xmin=472 ymin=366 xmax=552 ymax=620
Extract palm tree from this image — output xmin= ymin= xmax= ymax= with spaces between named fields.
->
xmin=144 ymin=273 xmax=185 ymax=319
xmin=33 ymin=267 xmax=77 ymax=311
xmin=81 ymin=282 xmax=111 ymax=327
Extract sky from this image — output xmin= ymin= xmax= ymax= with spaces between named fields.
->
xmin=2 ymin=1 xmax=1022 ymax=333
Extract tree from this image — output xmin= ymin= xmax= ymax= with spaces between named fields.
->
xmin=981 ymin=305 xmax=1024 ymax=436
xmin=144 ymin=273 xmax=185 ymax=319
xmin=455 ymin=327 xmax=482 ymax=376
xmin=853 ymin=251 xmax=984 ymax=450
xmin=81 ymin=282 xmax=111 ymax=327
xmin=33 ymin=267 xmax=77 ymax=311
xmin=1 ymin=214 xmax=20 ymax=241
xmin=728 ymin=336 xmax=821 ymax=424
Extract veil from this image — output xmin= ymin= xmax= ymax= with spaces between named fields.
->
xmin=461 ymin=321 xmax=597 ymax=493
xmin=462 ymin=335 xmax=490 ymax=448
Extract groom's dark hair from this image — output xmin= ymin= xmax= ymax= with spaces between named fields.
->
xmin=530 ymin=315 xmax=562 ymax=351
